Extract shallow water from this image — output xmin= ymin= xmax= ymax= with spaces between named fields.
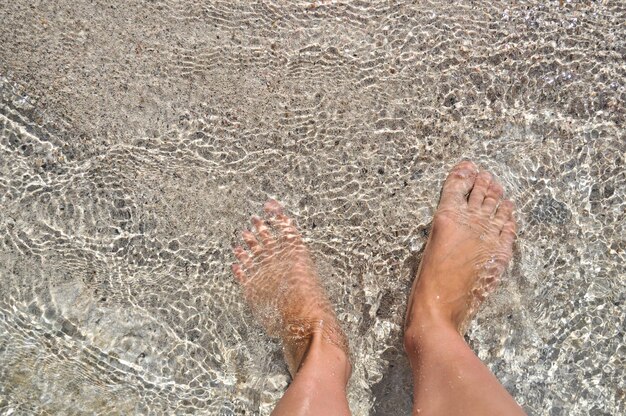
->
xmin=0 ymin=1 xmax=624 ymax=415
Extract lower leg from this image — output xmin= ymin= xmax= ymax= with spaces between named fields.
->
xmin=405 ymin=313 xmax=525 ymax=415
xmin=273 ymin=332 xmax=351 ymax=416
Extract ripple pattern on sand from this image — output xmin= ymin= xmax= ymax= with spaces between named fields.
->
xmin=1 ymin=1 xmax=624 ymax=415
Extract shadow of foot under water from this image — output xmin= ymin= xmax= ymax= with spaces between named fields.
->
xmin=370 ymin=247 xmax=425 ymax=415
xmin=370 ymin=346 xmax=414 ymax=416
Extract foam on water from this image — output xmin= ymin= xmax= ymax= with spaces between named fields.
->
xmin=1 ymin=1 xmax=624 ymax=415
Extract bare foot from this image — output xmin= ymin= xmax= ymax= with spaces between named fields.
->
xmin=405 ymin=160 xmax=517 ymax=340
xmin=232 ymin=199 xmax=349 ymax=376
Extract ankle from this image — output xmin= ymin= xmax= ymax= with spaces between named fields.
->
xmin=300 ymin=333 xmax=351 ymax=385
xmin=404 ymin=305 xmax=460 ymax=354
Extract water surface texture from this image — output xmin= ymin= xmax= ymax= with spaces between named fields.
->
xmin=1 ymin=1 xmax=624 ymax=415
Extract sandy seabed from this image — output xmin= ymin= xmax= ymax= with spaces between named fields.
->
xmin=1 ymin=1 xmax=624 ymax=415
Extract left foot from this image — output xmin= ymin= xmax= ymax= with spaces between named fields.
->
xmin=232 ymin=200 xmax=349 ymax=377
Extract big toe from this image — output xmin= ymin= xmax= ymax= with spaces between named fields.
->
xmin=439 ymin=160 xmax=479 ymax=207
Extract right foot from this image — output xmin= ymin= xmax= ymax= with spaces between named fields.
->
xmin=405 ymin=160 xmax=517 ymax=344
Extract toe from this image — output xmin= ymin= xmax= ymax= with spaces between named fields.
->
xmin=482 ymin=180 xmax=503 ymax=215
xmin=242 ymin=230 xmax=262 ymax=256
xmin=439 ymin=160 xmax=479 ymax=207
xmin=500 ymin=219 xmax=517 ymax=248
xmin=468 ymin=171 xmax=492 ymax=209
xmin=494 ymin=200 xmax=514 ymax=229
xmin=252 ymin=216 xmax=275 ymax=250
xmin=234 ymin=245 xmax=253 ymax=270
xmin=271 ymin=213 xmax=302 ymax=244
xmin=231 ymin=263 xmax=247 ymax=284
xmin=264 ymin=199 xmax=284 ymax=217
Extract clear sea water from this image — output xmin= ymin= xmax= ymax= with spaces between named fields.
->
xmin=0 ymin=1 xmax=624 ymax=415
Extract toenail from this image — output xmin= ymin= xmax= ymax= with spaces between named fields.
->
xmin=477 ymin=172 xmax=492 ymax=182
xmin=452 ymin=169 xmax=472 ymax=179
xmin=455 ymin=162 xmax=477 ymax=172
